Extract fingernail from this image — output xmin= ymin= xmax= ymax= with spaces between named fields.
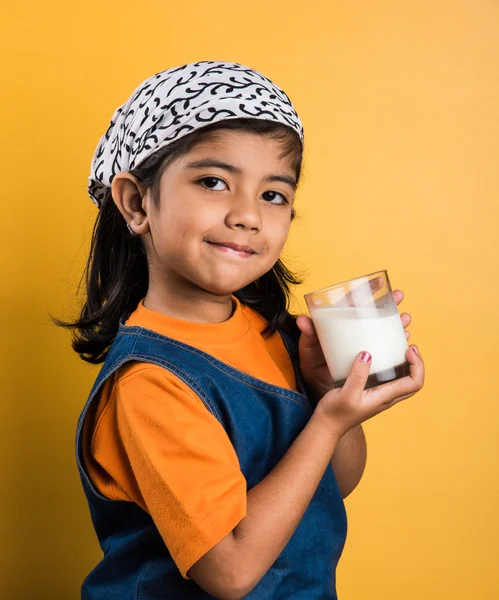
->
xmin=360 ymin=351 xmax=372 ymax=363
xmin=412 ymin=346 xmax=420 ymax=356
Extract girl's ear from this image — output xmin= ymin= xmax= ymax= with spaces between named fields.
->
xmin=111 ymin=172 xmax=149 ymax=230
xmin=291 ymin=208 xmax=297 ymax=222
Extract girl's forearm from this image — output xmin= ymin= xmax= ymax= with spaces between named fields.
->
xmin=231 ymin=407 xmax=341 ymax=595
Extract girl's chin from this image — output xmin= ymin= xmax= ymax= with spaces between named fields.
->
xmin=203 ymin=283 xmax=251 ymax=296
xmin=194 ymin=264 xmax=273 ymax=295
xmin=200 ymin=276 xmax=259 ymax=296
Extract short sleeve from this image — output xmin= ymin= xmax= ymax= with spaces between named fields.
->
xmin=91 ymin=364 xmax=247 ymax=579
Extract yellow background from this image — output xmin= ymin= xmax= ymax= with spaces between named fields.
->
xmin=1 ymin=0 xmax=498 ymax=598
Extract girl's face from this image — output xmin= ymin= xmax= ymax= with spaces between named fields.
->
xmin=140 ymin=130 xmax=298 ymax=300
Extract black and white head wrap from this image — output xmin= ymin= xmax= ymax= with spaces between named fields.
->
xmin=88 ymin=60 xmax=304 ymax=209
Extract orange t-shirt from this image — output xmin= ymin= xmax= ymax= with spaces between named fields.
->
xmin=81 ymin=295 xmax=298 ymax=579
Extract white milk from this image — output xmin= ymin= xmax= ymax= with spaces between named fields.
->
xmin=310 ymin=306 xmax=409 ymax=382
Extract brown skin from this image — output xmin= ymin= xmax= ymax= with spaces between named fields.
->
xmin=111 ymin=130 xmax=296 ymax=324
xmin=110 ymin=130 xmax=425 ymax=600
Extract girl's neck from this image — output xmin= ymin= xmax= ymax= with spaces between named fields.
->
xmin=142 ymin=287 xmax=236 ymax=325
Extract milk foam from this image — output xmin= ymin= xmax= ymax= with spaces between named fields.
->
xmin=310 ymin=306 xmax=409 ymax=382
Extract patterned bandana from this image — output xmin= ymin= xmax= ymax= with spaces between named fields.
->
xmin=88 ymin=60 xmax=304 ymax=208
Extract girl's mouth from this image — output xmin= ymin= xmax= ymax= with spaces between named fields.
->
xmin=205 ymin=239 xmax=260 ymax=258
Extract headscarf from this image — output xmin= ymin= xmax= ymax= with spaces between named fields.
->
xmin=88 ymin=60 xmax=304 ymax=208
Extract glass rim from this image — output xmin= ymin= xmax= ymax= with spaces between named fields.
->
xmin=303 ymin=269 xmax=388 ymax=299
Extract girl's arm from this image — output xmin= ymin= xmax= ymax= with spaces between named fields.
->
xmin=188 ymin=346 xmax=424 ymax=600
xmin=302 ymin=386 xmax=368 ymax=499
xmin=187 ymin=407 xmax=341 ymax=600
xmin=330 ymin=424 xmax=367 ymax=499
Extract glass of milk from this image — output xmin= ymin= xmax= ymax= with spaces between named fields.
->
xmin=304 ymin=270 xmax=410 ymax=390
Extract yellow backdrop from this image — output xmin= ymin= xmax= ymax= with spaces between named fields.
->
xmin=2 ymin=0 xmax=498 ymax=598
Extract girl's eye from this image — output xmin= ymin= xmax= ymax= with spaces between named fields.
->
xmin=198 ymin=177 xmax=227 ymax=191
xmin=262 ymin=190 xmax=288 ymax=205
xmin=198 ymin=178 xmax=288 ymax=205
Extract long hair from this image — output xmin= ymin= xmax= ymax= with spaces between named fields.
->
xmin=51 ymin=118 xmax=305 ymax=364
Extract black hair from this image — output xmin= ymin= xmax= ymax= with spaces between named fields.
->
xmin=50 ymin=117 xmax=305 ymax=364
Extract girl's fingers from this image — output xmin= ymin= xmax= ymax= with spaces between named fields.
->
xmin=296 ymin=315 xmax=321 ymax=347
xmin=400 ymin=311 xmax=411 ymax=338
xmin=400 ymin=312 xmax=411 ymax=328
xmin=296 ymin=315 xmax=314 ymax=335
xmin=363 ymin=345 xmax=424 ymax=408
xmin=393 ymin=289 xmax=404 ymax=305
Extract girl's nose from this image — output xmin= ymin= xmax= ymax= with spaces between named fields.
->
xmin=224 ymin=194 xmax=263 ymax=232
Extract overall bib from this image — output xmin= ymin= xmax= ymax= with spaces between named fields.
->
xmin=76 ymin=316 xmax=348 ymax=599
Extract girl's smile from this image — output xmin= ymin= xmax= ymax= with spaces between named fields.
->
xmin=112 ymin=129 xmax=297 ymax=322
xmin=204 ymin=238 xmax=262 ymax=257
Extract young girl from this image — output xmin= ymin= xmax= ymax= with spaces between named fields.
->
xmin=55 ymin=60 xmax=424 ymax=599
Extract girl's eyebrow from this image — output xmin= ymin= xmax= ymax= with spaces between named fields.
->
xmin=185 ymin=158 xmax=297 ymax=190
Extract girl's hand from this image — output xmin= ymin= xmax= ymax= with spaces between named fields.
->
xmin=296 ymin=279 xmax=412 ymax=399
xmin=316 ymin=345 xmax=425 ymax=438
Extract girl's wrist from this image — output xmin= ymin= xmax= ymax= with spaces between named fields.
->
xmin=311 ymin=402 xmax=345 ymax=444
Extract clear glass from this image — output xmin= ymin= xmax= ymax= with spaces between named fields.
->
xmin=304 ymin=270 xmax=410 ymax=390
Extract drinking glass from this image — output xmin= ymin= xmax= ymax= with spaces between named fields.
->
xmin=304 ymin=270 xmax=410 ymax=390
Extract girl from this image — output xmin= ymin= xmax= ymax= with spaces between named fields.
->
xmin=54 ymin=60 xmax=424 ymax=599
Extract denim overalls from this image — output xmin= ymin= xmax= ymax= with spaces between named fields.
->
xmin=75 ymin=314 xmax=348 ymax=599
